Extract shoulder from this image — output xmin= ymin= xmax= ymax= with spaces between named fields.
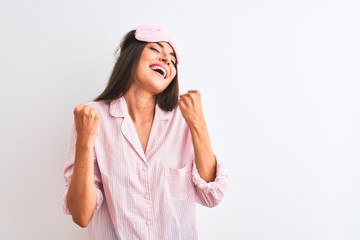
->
xmin=86 ymin=97 xmax=129 ymax=119
xmin=165 ymin=105 xmax=189 ymax=129
xmin=84 ymin=100 xmax=111 ymax=117
xmin=86 ymin=100 xmax=109 ymax=110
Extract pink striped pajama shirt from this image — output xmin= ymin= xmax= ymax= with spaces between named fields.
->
xmin=63 ymin=97 xmax=227 ymax=240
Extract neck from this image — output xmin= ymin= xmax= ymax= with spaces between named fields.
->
xmin=123 ymin=88 xmax=156 ymax=123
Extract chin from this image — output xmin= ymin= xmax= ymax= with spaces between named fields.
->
xmin=152 ymin=83 xmax=170 ymax=94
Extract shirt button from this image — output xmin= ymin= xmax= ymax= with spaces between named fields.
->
xmin=142 ymin=166 xmax=147 ymax=171
xmin=144 ymin=193 xmax=150 ymax=199
xmin=146 ymin=220 xmax=152 ymax=225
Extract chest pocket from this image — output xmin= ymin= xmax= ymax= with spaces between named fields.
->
xmin=165 ymin=162 xmax=194 ymax=200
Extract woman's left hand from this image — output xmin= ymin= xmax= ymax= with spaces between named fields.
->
xmin=179 ymin=90 xmax=206 ymax=128
xmin=179 ymin=90 xmax=216 ymax=182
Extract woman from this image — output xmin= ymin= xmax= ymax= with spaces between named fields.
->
xmin=63 ymin=24 xmax=227 ymax=240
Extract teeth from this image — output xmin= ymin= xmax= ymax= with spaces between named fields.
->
xmin=150 ymin=65 xmax=167 ymax=78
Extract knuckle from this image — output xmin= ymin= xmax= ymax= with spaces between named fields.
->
xmin=83 ymin=106 xmax=92 ymax=114
xmin=74 ymin=104 xmax=83 ymax=113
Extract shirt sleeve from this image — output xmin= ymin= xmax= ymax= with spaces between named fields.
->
xmin=62 ymin=123 xmax=104 ymax=215
xmin=192 ymin=156 xmax=228 ymax=208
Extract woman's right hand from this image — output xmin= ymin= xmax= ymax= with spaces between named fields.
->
xmin=73 ymin=104 xmax=101 ymax=147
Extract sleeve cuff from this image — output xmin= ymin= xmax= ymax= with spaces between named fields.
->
xmin=192 ymin=159 xmax=228 ymax=194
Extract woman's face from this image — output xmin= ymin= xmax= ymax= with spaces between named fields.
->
xmin=133 ymin=42 xmax=177 ymax=95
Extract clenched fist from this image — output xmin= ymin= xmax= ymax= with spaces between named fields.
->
xmin=178 ymin=90 xmax=205 ymax=128
xmin=73 ymin=104 xmax=101 ymax=146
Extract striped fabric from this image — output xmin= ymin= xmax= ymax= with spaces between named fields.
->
xmin=63 ymin=97 xmax=227 ymax=240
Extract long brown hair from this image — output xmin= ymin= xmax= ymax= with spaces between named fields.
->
xmin=95 ymin=30 xmax=179 ymax=111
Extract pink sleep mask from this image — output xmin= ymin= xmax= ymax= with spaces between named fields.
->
xmin=135 ymin=25 xmax=180 ymax=64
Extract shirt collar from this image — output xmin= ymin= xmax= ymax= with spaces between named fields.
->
xmin=109 ymin=97 xmax=127 ymax=117
xmin=109 ymin=97 xmax=174 ymax=120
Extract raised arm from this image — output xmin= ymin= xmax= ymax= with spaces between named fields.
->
xmin=179 ymin=90 xmax=216 ymax=182
xmin=66 ymin=104 xmax=101 ymax=227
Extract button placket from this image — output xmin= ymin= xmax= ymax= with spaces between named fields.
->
xmin=141 ymin=163 xmax=153 ymax=240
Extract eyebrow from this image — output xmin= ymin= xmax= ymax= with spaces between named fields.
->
xmin=155 ymin=42 xmax=176 ymax=59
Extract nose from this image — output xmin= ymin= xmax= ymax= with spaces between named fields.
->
xmin=160 ymin=54 xmax=171 ymax=65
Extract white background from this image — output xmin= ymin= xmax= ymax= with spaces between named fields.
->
xmin=0 ymin=0 xmax=359 ymax=239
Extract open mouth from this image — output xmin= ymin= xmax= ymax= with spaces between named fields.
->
xmin=150 ymin=65 xmax=167 ymax=79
